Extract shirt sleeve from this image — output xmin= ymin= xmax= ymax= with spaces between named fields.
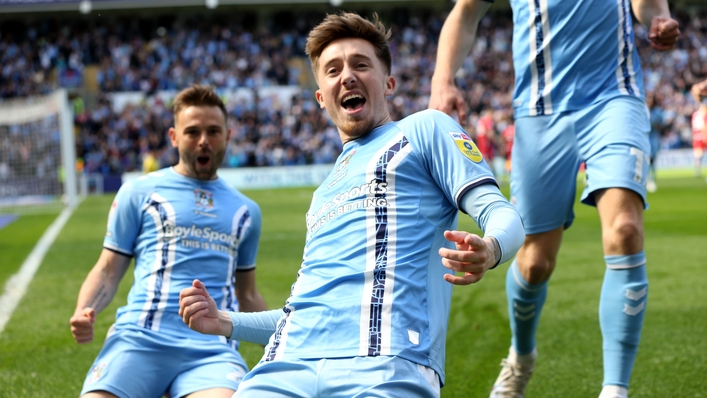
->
xmin=229 ymin=309 xmax=282 ymax=345
xmin=103 ymin=181 xmax=142 ymax=256
xmin=460 ymin=184 xmax=525 ymax=265
xmin=405 ymin=109 xmax=497 ymax=209
xmin=235 ymin=199 xmax=262 ymax=271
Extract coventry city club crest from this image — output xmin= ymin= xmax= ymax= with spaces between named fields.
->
xmin=87 ymin=362 xmax=106 ymax=384
xmin=448 ymin=132 xmax=483 ymax=163
xmin=194 ymin=189 xmax=214 ymax=208
xmin=336 ymin=149 xmax=356 ymax=172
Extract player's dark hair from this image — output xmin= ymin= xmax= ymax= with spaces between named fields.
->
xmin=172 ymin=84 xmax=227 ymax=121
xmin=305 ymin=12 xmax=392 ymax=80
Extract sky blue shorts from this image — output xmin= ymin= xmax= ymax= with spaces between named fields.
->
xmin=234 ymin=356 xmax=440 ymax=398
xmin=510 ymin=96 xmax=650 ymax=234
xmin=80 ymin=326 xmax=248 ymax=398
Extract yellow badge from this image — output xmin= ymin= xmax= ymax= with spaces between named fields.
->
xmin=448 ymin=132 xmax=483 ymax=163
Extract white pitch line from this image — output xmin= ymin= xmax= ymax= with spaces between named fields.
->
xmin=0 ymin=206 xmax=76 ymax=335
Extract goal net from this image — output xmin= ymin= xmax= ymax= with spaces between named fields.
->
xmin=0 ymin=89 xmax=77 ymax=214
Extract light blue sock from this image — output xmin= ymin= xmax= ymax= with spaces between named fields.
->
xmin=506 ymin=260 xmax=548 ymax=355
xmin=600 ymin=252 xmax=648 ymax=388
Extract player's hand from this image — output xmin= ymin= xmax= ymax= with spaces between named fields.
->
xmin=70 ymin=307 xmax=96 ymax=344
xmin=439 ymin=230 xmax=496 ymax=285
xmin=179 ymin=279 xmax=226 ymax=336
xmin=648 ymin=16 xmax=680 ymax=51
xmin=691 ymin=80 xmax=707 ymax=99
xmin=429 ymin=80 xmax=468 ymax=126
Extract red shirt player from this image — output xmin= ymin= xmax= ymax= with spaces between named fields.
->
xmin=501 ymin=122 xmax=515 ymax=174
xmin=475 ymin=110 xmax=495 ymax=161
xmin=691 ymin=80 xmax=707 ymax=178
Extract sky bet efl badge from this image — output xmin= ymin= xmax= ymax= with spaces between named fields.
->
xmin=448 ymin=132 xmax=483 ymax=163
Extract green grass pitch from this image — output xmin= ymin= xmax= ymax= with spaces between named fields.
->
xmin=0 ymin=172 xmax=705 ymax=397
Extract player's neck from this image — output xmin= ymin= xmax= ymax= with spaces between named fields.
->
xmin=172 ymin=164 xmax=218 ymax=181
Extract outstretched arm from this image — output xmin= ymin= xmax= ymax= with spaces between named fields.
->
xmin=630 ymin=0 xmax=679 ymax=51
xmin=429 ymin=0 xmax=492 ymax=125
xmin=69 ymin=249 xmax=132 ymax=344
xmin=439 ymin=184 xmax=525 ymax=285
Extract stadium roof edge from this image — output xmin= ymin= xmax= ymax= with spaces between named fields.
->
xmin=0 ymin=0 xmax=457 ymax=14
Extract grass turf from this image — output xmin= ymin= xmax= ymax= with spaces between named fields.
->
xmin=0 ymin=172 xmax=704 ymax=397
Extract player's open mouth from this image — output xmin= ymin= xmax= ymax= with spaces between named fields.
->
xmin=342 ymin=94 xmax=365 ymax=111
xmin=197 ymin=156 xmax=210 ymax=165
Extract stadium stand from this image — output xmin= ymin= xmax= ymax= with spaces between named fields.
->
xmin=0 ymin=3 xmax=705 ymax=185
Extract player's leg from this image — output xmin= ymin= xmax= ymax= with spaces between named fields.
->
xmin=490 ymin=229 xmax=563 ymax=398
xmin=492 ymin=114 xmax=579 ymax=397
xmin=595 ymin=188 xmax=647 ymax=398
xmin=577 ymin=96 xmax=650 ymax=398
xmin=694 ymin=147 xmax=704 ymax=177
xmin=646 ymin=155 xmax=657 ymax=192
xmin=508 ymin=228 xmax=563 ymax=352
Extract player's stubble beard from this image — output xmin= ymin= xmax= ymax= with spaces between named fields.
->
xmin=183 ymin=147 xmax=226 ymax=180
xmin=338 ymin=113 xmax=378 ymax=142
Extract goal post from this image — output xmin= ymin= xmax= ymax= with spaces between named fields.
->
xmin=0 ymin=89 xmax=78 ymax=214
xmin=58 ymin=90 xmax=79 ymax=209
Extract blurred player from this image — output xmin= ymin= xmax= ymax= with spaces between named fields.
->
xmin=430 ymin=0 xmax=679 ymax=397
xmin=70 ymin=85 xmax=267 ymax=398
xmin=141 ymin=146 xmax=161 ymax=174
xmin=180 ymin=12 xmax=525 ymax=397
xmin=691 ymin=79 xmax=707 ymax=179
xmin=500 ymin=114 xmax=515 ymax=185
xmin=142 ymin=132 xmax=164 ymax=174
xmin=646 ymin=93 xmax=662 ymax=192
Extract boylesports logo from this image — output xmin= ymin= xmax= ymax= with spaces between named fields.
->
xmin=164 ymin=222 xmax=239 ymax=256
xmin=164 ymin=223 xmax=236 ymax=245
xmin=307 ymin=180 xmax=388 ymax=235
xmin=448 ymin=132 xmax=483 ymax=163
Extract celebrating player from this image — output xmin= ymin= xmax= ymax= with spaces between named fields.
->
xmin=430 ymin=0 xmax=679 ymax=397
xmin=70 ymin=85 xmax=268 ymax=398
xmin=180 ymin=12 xmax=525 ymax=397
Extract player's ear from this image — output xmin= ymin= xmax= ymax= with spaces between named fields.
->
xmin=315 ymin=90 xmax=325 ymax=109
xmin=168 ymin=127 xmax=178 ymax=147
xmin=385 ymin=76 xmax=396 ymax=96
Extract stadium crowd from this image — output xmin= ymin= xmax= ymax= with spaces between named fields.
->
xmin=0 ymin=8 xmax=705 ymax=176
